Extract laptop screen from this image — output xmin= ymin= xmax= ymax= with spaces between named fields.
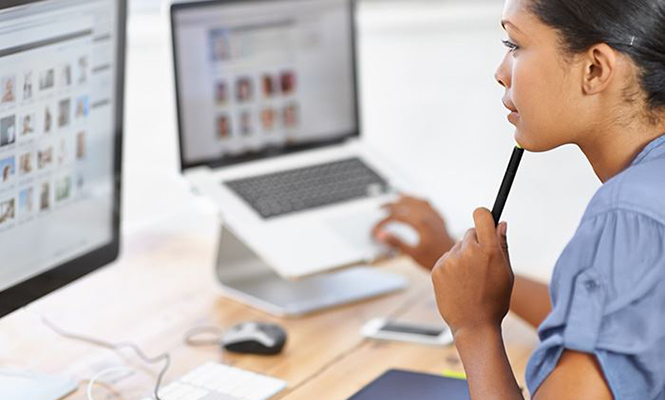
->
xmin=171 ymin=0 xmax=358 ymax=170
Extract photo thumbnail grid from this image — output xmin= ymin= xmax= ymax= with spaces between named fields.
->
xmin=208 ymin=29 xmax=302 ymax=143
xmin=0 ymin=54 xmax=90 ymax=229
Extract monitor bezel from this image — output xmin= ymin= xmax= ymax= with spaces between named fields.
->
xmin=0 ymin=0 xmax=126 ymax=318
xmin=170 ymin=0 xmax=362 ymax=171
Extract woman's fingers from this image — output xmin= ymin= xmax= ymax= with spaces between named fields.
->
xmin=372 ymin=214 xmax=418 ymax=256
xmin=430 ymin=210 xmax=515 ymax=335
xmin=461 ymin=228 xmax=478 ymax=251
xmin=447 ymin=240 xmax=463 ymax=256
xmin=496 ymin=222 xmax=509 ymax=254
xmin=380 ymin=232 xmax=416 ymax=256
xmin=381 ymin=202 xmax=412 ymax=218
xmin=473 ymin=207 xmax=497 ymax=247
xmin=372 ymin=213 xmax=416 ymax=236
xmin=371 ymin=215 xmax=392 ymax=237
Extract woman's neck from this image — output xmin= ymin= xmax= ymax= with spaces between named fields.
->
xmin=578 ymin=116 xmax=665 ymax=183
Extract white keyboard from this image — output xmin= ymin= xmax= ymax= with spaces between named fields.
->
xmin=142 ymin=362 xmax=287 ymax=400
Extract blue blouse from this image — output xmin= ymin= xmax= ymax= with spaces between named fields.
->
xmin=525 ymin=135 xmax=665 ymax=400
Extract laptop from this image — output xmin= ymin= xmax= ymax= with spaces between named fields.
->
xmin=170 ymin=0 xmax=415 ymax=279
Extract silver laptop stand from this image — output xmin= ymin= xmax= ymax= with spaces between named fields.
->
xmin=214 ymin=223 xmax=408 ymax=317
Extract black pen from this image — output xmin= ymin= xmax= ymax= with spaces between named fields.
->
xmin=491 ymin=145 xmax=524 ymax=226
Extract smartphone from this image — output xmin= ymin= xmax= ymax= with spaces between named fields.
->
xmin=361 ymin=318 xmax=453 ymax=346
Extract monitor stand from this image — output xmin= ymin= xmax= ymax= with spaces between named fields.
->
xmin=0 ymin=368 xmax=77 ymax=400
xmin=215 ymin=225 xmax=407 ymax=317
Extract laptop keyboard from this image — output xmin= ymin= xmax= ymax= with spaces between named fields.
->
xmin=224 ymin=157 xmax=390 ymax=219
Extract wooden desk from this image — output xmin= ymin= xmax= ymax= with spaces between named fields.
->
xmin=0 ymin=212 xmax=539 ymax=400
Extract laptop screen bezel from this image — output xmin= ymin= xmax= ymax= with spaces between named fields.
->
xmin=170 ymin=0 xmax=361 ymax=171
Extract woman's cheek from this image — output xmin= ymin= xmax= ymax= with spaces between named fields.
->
xmin=511 ymin=64 xmax=555 ymax=151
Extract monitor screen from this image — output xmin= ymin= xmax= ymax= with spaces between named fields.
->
xmin=171 ymin=0 xmax=358 ymax=170
xmin=0 ymin=0 xmax=124 ymax=315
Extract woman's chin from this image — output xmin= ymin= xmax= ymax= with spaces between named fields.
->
xmin=514 ymin=129 xmax=527 ymax=149
xmin=514 ymin=130 xmax=561 ymax=153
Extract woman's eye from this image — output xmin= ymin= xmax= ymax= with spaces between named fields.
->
xmin=502 ymin=39 xmax=519 ymax=52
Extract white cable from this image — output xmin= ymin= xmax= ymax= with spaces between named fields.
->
xmin=183 ymin=325 xmax=226 ymax=364
xmin=41 ymin=317 xmax=170 ymax=400
xmin=87 ymin=366 xmax=134 ymax=400
xmin=184 ymin=325 xmax=224 ymax=346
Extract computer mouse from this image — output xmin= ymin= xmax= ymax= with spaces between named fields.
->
xmin=222 ymin=322 xmax=287 ymax=355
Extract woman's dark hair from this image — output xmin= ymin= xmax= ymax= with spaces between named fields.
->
xmin=529 ymin=0 xmax=665 ymax=113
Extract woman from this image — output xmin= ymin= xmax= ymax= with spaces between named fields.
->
xmin=374 ymin=0 xmax=665 ymax=399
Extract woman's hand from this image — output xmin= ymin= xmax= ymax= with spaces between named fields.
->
xmin=372 ymin=195 xmax=456 ymax=270
xmin=431 ymin=208 xmax=513 ymax=337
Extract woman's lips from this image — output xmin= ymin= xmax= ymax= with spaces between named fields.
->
xmin=502 ymin=99 xmax=518 ymax=112
xmin=507 ymin=111 xmax=519 ymax=124
xmin=502 ymin=99 xmax=519 ymax=124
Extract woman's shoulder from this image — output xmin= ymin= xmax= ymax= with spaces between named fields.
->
xmin=582 ymin=156 xmax=665 ymax=225
xmin=553 ymin=162 xmax=665 ymax=312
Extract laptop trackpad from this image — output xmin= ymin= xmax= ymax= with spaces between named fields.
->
xmin=326 ymin=209 xmax=384 ymax=251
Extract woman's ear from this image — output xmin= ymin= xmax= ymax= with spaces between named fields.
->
xmin=581 ymin=43 xmax=617 ymax=96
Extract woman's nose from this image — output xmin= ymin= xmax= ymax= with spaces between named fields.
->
xmin=495 ymin=55 xmax=511 ymax=88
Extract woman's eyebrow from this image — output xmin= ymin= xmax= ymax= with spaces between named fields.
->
xmin=501 ymin=20 xmax=523 ymax=34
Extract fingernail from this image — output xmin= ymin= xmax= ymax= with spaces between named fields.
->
xmin=501 ymin=222 xmax=508 ymax=236
xmin=376 ymin=230 xmax=387 ymax=242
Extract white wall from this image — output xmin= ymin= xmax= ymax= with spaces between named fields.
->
xmin=122 ymin=0 xmax=601 ymax=281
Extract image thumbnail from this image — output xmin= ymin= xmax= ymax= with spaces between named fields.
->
xmin=19 ymin=187 xmax=34 ymax=214
xmin=1 ymin=75 xmax=16 ymax=103
xmin=283 ymin=103 xmax=300 ymax=128
xmin=44 ymin=105 xmax=53 ymax=133
xmin=58 ymin=98 xmax=71 ymax=128
xmin=78 ymin=56 xmax=88 ymax=84
xmin=38 ymin=146 xmax=53 ymax=169
xmin=0 ymin=115 xmax=16 ymax=147
xmin=0 ymin=197 xmax=15 ymax=225
xmin=215 ymin=81 xmax=228 ymax=105
xmin=60 ymin=64 xmax=72 ymax=87
xmin=56 ymin=176 xmax=71 ymax=202
xmin=19 ymin=152 xmax=33 ymax=176
xmin=39 ymin=181 xmax=50 ymax=211
xmin=23 ymin=72 xmax=33 ymax=101
xmin=0 ymin=156 xmax=15 ymax=184
xmin=239 ymin=111 xmax=253 ymax=136
xmin=280 ymin=71 xmax=296 ymax=95
xmin=262 ymin=75 xmax=275 ymax=98
xmin=235 ymin=78 xmax=253 ymax=102
xmin=260 ymin=108 xmax=276 ymax=132
xmin=57 ymin=139 xmax=68 ymax=165
xmin=39 ymin=69 xmax=55 ymax=91
xmin=76 ymin=131 xmax=86 ymax=160
xmin=20 ymin=113 xmax=35 ymax=136
xmin=209 ymin=29 xmax=231 ymax=61
xmin=216 ymin=114 xmax=231 ymax=139
xmin=75 ymin=96 xmax=89 ymax=118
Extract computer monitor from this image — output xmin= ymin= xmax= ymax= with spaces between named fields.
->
xmin=171 ymin=0 xmax=359 ymax=170
xmin=0 ymin=0 xmax=126 ymax=318
xmin=0 ymin=0 xmax=125 ymax=397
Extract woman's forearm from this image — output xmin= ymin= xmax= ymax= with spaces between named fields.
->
xmin=454 ymin=325 xmax=525 ymax=400
xmin=510 ymin=275 xmax=551 ymax=328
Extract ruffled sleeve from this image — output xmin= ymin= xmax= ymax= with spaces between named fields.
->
xmin=525 ymin=209 xmax=665 ymax=400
